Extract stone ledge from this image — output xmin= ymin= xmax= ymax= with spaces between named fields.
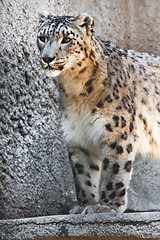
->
xmin=0 ymin=212 xmax=160 ymax=240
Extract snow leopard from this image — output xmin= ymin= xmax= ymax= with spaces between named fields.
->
xmin=37 ymin=12 xmax=160 ymax=213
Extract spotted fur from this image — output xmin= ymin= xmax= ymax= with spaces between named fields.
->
xmin=37 ymin=12 xmax=160 ymax=214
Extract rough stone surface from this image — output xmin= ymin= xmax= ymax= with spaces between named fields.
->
xmin=0 ymin=212 xmax=160 ymax=240
xmin=128 ymin=156 xmax=160 ymax=212
xmin=76 ymin=0 xmax=160 ymax=55
xmin=0 ymin=0 xmax=77 ymax=220
xmin=0 ymin=0 xmax=160 ymax=221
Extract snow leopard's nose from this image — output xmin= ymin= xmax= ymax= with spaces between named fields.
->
xmin=42 ymin=57 xmax=55 ymax=64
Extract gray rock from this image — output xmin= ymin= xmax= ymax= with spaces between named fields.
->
xmin=0 ymin=0 xmax=76 ymax=220
xmin=128 ymin=156 xmax=160 ymax=212
xmin=0 ymin=212 xmax=160 ymax=239
xmin=0 ymin=0 xmax=160 ymax=221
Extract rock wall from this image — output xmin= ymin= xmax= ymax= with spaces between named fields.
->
xmin=0 ymin=0 xmax=160 ymax=219
xmin=1 ymin=212 xmax=160 ymax=240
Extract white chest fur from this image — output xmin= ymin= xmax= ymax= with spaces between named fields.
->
xmin=61 ymin=110 xmax=105 ymax=150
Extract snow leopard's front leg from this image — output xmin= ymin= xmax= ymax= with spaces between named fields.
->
xmin=68 ymin=146 xmax=102 ymax=214
xmin=99 ymin=136 xmax=136 ymax=213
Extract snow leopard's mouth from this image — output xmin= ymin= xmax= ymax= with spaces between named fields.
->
xmin=47 ymin=65 xmax=56 ymax=70
xmin=43 ymin=64 xmax=63 ymax=78
xmin=42 ymin=62 xmax=64 ymax=71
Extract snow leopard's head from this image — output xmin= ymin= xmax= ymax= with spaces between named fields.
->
xmin=37 ymin=12 xmax=94 ymax=77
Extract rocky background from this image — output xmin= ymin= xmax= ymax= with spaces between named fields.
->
xmin=0 ymin=0 xmax=160 ymax=220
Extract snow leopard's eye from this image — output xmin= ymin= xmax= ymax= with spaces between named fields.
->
xmin=61 ymin=37 xmax=72 ymax=44
xmin=38 ymin=36 xmax=46 ymax=43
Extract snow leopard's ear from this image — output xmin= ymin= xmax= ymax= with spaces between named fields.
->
xmin=76 ymin=13 xmax=94 ymax=36
xmin=38 ymin=11 xmax=49 ymax=26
